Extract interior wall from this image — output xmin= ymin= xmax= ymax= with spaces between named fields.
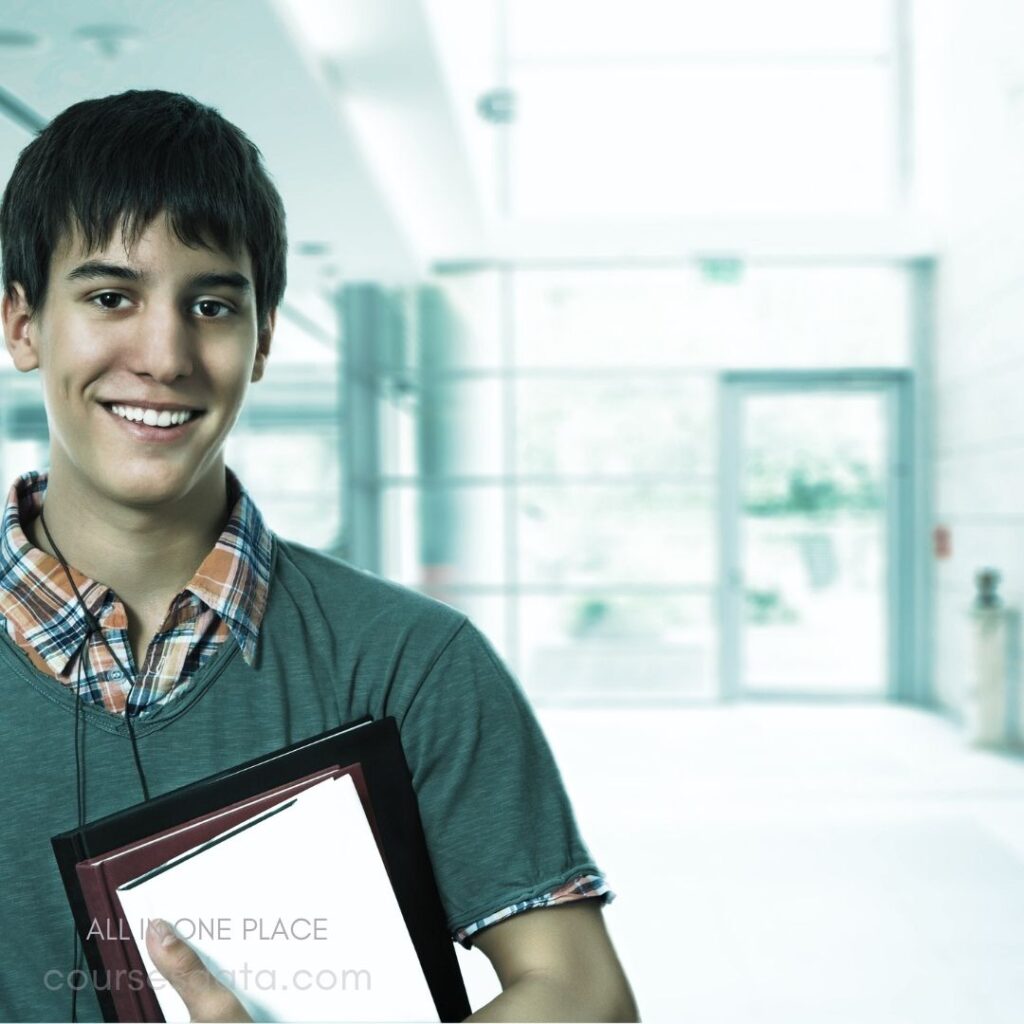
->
xmin=922 ymin=0 xmax=1024 ymax=736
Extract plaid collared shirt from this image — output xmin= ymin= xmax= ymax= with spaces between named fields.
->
xmin=0 ymin=465 xmax=273 ymax=716
xmin=0 ymin=464 xmax=612 ymax=939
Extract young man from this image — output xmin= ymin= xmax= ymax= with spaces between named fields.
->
xmin=0 ymin=90 xmax=638 ymax=1022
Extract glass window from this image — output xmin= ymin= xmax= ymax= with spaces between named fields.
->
xmin=1 ymin=438 xmax=48 ymax=483
xmin=417 ymin=378 xmax=506 ymax=478
xmin=226 ymin=430 xmax=341 ymax=550
xmin=382 ymin=378 xmax=505 ymax=481
xmin=516 ymin=375 xmax=714 ymax=476
xmin=379 ymin=389 xmax=420 ymax=479
xmin=518 ymin=591 xmax=717 ymax=703
xmin=380 ymin=484 xmax=422 ymax=586
xmin=375 ymin=264 xmax=910 ymax=704
xmin=381 ymin=483 xmax=508 ymax=586
xmin=518 ymin=483 xmax=715 ymax=586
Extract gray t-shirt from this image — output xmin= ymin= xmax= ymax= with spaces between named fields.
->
xmin=0 ymin=536 xmax=606 ymax=1021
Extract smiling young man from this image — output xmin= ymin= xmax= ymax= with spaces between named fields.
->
xmin=12 ymin=216 xmax=266 ymax=680
xmin=0 ymin=90 xmax=637 ymax=1022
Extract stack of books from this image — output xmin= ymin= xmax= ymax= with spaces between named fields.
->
xmin=52 ymin=717 xmax=470 ymax=1023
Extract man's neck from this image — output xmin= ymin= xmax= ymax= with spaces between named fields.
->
xmin=25 ymin=459 xmax=229 ymax=613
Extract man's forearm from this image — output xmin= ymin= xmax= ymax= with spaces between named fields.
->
xmin=465 ymin=969 xmax=639 ymax=1023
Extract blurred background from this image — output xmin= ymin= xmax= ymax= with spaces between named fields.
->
xmin=1 ymin=1 xmax=1022 ymax=1021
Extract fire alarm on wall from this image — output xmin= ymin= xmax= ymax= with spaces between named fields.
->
xmin=934 ymin=524 xmax=952 ymax=559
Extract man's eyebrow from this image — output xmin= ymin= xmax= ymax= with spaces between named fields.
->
xmin=65 ymin=261 xmax=143 ymax=284
xmin=65 ymin=261 xmax=251 ymax=292
xmin=188 ymin=271 xmax=251 ymax=292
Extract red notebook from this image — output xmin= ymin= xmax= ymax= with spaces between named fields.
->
xmin=74 ymin=764 xmax=372 ymax=1022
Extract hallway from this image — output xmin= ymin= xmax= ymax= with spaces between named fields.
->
xmin=457 ymin=704 xmax=1024 ymax=1023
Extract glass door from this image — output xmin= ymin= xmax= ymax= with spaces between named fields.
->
xmin=720 ymin=372 xmax=908 ymax=699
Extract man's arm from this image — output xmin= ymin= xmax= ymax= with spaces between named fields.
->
xmin=146 ymin=902 xmax=639 ymax=1023
xmin=466 ymin=901 xmax=639 ymax=1023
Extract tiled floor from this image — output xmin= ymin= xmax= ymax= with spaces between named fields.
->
xmin=455 ymin=703 xmax=1024 ymax=1023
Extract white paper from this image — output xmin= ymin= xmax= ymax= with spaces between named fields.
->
xmin=116 ymin=774 xmax=437 ymax=1022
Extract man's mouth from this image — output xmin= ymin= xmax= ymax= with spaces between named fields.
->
xmin=100 ymin=403 xmax=206 ymax=430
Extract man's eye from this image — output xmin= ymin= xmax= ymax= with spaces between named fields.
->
xmin=92 ymin=292 xmax=128 ymax=310
xmin=194 ymin=300 xmax=233 ymax=319
xmin=88 ymin=294 xmax=233 ymax=318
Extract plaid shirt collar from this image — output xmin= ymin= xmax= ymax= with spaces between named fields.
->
xmin=0 ymin=466 xmax=274 ymax=676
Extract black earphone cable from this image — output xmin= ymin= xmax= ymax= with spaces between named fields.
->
xmin=37 ymin=506 xmax=152 ymax=1021
xmin=38 ymin=507 xmax=151 ymax=800
xmin=69 ymin=639 xmax=88 ymax=1024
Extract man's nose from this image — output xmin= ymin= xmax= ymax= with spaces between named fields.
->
xmin=129 ymin=304 xmax=197 ymax=380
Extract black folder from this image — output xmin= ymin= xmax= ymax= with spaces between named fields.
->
xmin=51 ymin=715 xmax=471 ymax=1023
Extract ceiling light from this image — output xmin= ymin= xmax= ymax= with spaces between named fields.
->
xmin=0 ymin=30 xmax=42 ymax=51
xmin=73 ymin=24 xmax=141 ymax=60
xmin=298 ymin=241 xmax=332 ymax=257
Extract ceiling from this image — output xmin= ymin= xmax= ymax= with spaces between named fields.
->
xmin=0 ymin=0 xmax=941 ymax=291
xmin=0 ymin=0 xmax=486 ymax=293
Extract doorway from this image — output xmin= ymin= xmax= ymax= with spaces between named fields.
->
xmin=719 ymin=371 xmax=911 ymax=700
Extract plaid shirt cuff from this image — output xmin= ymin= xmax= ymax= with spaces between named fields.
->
xmin=453 ymin=873 xmax=616 ymax=948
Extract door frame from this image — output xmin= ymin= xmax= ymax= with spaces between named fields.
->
xmin=718 ymin=368 xmax=914 ymax=702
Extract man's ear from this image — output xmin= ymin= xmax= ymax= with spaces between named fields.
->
xmin=1 ymin=283 xmax=40 ymax=372
xmin=251 ymin=306 xmax=276 ymax=383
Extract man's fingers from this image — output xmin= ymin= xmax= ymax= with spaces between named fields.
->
xmin=145 ymin=919 xmax=250 ymax=1023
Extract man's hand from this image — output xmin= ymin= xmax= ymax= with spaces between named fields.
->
xmin=145 ymin=918 xmax=252 ymax=1023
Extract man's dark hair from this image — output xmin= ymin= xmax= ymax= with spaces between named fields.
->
xmin=0 ymin=88 xmax=287 ymax=331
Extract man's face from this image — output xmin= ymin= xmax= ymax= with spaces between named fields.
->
xmin=1 ymin=211 xmax=274 ymax=511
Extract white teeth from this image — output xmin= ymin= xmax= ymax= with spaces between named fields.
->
xmin=109 ymin=404 xmax=196 ymax=427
